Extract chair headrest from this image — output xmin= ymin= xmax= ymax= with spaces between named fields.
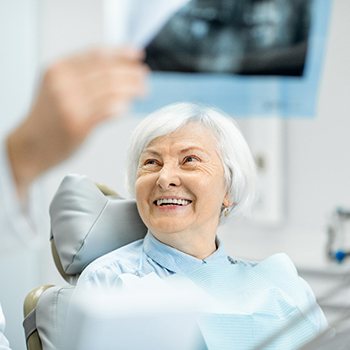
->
xmin=49 ymin=174 xmax=147 ymax=282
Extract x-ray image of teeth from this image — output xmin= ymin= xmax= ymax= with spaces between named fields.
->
xmin=145 ymin=0 xmax=311 ymax=76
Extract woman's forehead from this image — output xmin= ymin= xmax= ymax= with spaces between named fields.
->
xmin=143 ymin=123 xmax=218 ymax=153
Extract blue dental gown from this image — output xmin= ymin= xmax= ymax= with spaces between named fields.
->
xmin=78 ymin=232 xmax=327 ymax=349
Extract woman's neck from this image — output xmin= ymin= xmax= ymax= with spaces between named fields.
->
xmin=150 ymin=230 xmax=217 ymax=260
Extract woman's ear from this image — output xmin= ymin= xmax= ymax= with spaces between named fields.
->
xmin=222 ymin=195 xmax=234 ymax=218
xmin=223 ymin=193 xmax=233 ymax=208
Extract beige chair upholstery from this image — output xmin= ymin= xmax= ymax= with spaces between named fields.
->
xmin=23 ymin=174 xmax=147 ymax=350
xmin=23 ymin=285 xmax=73 ymax=350
xmin=23 ymin=285 xmax=54 ymax=350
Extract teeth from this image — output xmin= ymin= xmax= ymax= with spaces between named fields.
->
xmin=156 ymin=198 xmax=191 ymax=206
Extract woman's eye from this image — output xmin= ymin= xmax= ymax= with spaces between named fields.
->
xmin=143 ymin=159 xmax=159 ymax=166
xmin=183 ymin=155 xmax=200 ymax=164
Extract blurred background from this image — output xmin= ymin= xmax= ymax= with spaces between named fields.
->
xmin=1 ymin=0 xmax=350 ymax=349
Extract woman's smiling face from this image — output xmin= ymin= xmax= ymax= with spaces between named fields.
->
xmin=135 ymin=123 xmax=230 ymax=244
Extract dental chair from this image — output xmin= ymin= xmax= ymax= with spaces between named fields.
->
xmin=22 ymin=174 xmax=147 ymax=350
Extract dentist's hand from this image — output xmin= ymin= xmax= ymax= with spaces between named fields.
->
xmin=7 ymin=47 xmax=148 ymax=198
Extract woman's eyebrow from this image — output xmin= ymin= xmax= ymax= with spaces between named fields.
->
xmin=140 ymin=149 xmax=161 ymax=157
xmin=180 ymin=146 xmax=208 ymax=155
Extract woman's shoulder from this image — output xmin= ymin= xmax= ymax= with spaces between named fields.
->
xmin=233 ymin=253 xmax=304 ymax=300
xmin=77 ymin=238 xmax=145 ymax=287
xmin=244 ymin=253 xmax=300 ymax=289
xmin=245 ymin=253 xmax=318 ymax=310
xmin=253 ymin=252 xmax=298 ymax=274
xmin=252 ymin=253 xmax=327 ymax=331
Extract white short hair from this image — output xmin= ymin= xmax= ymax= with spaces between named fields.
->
xmin=126 ymin=102 xmax=256 ymax=217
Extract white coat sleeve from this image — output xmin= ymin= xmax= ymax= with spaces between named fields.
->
xmin=0 ymin=138 xmax=45 ymax=350
xmin=0 ymin=138 xmax=42 ymax=251
xmin=0 ymin=304 xmax=11 ymax=350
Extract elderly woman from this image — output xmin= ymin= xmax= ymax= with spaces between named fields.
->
xmin=77 ymin=102 xmax=327 ymax=349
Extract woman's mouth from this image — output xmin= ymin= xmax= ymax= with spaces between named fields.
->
xmin=154 ymin=198 xmax=192 ymax=206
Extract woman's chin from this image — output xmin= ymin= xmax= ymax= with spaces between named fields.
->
xmin=149 ymin=219 xmax=191 ymax=236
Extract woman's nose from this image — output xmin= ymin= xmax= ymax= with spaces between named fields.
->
xmin=156 ymin=164 xmax=181 ymax=190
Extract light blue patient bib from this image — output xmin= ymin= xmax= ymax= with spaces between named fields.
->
xmin=179 ymin=254 xmax=325 ymax=350
xmin=79 ymin=234 xmax=327 ymax=350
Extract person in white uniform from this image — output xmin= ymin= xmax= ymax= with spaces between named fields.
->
xmin=0 ymin=47 xmax=148 ymax=349
xmin=0 ymin=304 xmax=10 ymax=350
